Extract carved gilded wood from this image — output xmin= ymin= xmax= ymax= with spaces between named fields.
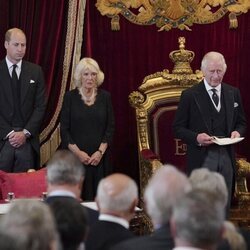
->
xmin=96 ymin=0 xmax=250 ymax=31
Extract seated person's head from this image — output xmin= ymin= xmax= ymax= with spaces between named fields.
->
xmin=96 ymin=173 xmax=138 ymax=221
xmin=144 ymin=165 xmax=191 ymax=227
xmin=46 ymin=149 xmax=85 ymax=198
xmin=0 ymin=229 xmax=20 ymax=250
xmin=49 ymin=197 xmax=88 ymax=250
xmin=0 ymin=199 xmax=60 ymax=250
xmin=189 ymin=168 xmax=228 ymax=208
xmin=171 ymin=189 xmax=225 ymax=249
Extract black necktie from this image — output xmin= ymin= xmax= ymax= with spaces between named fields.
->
xmin=12 ymin=64 xmax=18 ymax=79
xmin=211 ymin=89 xmax=219 ymax=107
xmin=12 ymin=64 xmax=18 ymax=88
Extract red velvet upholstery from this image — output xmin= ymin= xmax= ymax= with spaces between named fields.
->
xmin=0 ymin=168 xmax=47 ymax=201
xmin=148 ymin=102 xmax=187 ymax=172
xmin=141 ymin=149 xmax=159 ymax=160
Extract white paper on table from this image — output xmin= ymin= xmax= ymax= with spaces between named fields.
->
xmin=212 ymin=136 xmax=244 ymax=146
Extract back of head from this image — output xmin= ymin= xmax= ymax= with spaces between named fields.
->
xmin=96 ymin=173 xmax=138 ymax=213
xmin=47 ymin=149 xmax=84 ymax=185
xmin=0 ymin=199 xmax=59 ymax=250
xmin=49 ymin=198 xmax=88 ymax=250
xmin=189 ymin=168 xmax=228 ymax=208
xmin=172 ymin=189 xmax=225 ymax=249
xmin=0 ymin=229 xmax=20 ymax=250
xmin=144 ymin=165 xmax=191 ymax=225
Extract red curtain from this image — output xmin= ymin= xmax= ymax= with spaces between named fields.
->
xmin=83 ymin=0 xmax=250 ymax=179
xmin=0 ymin=0 xmax=69 ymax=134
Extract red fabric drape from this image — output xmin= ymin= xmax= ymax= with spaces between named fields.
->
xmin=84 ymin=0 xmax=250 ymax=179
xmin=0 ymin=0 xmax=69 ymax=134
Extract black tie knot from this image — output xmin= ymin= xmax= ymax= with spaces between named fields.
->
xmin=211 ymin=88 xmax=219 ymax=107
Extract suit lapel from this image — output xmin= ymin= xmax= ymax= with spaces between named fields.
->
xmin=0 ymin=60 xmax=14 ymax=106
xmin=222 ymin=84 xmax=234 ymax=134
xmin=193 ymin=82 xmax=212 ymax=133
xmin=20 ymin=61 xmax=30 ymax=104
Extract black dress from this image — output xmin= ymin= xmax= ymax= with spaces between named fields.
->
xmin=60 ymin=88 xmax=115 ymax=200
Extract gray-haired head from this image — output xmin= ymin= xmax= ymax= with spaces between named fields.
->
xmin=96 ymin=173 xmax=138 ymax=213
xmin=189 ymin=168 xmax=228 ymax=208
xmin=171 ymin=189 xmax=225 ymax=249
xmin=201 ymin=51 xmax=227 ymax=73
xmin=74 ymin=57 xmax=104 ymax=88
xmin=0 ymin=199 xmax=60 ymax=250
xmin=144 ymin=165 xmax=191 ymax=226
xmin=47 ymin=149 xmax=84 ymax=185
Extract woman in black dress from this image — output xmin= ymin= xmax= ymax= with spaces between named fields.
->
xmin=60 ymin=57 xmax=115 ymax=201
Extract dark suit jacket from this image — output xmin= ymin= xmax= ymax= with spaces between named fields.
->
xmin=85 ymin=220 xmax=135 ymax=250
xmin=45 ymin=196 xmax=99 ymax=226
xmin=110 ymin=224 xmax=174 ymax=250
xmin=0 ymin=59 xmax=46 ymax=168
xmin=173 ymin=81 xmax=246 ymax=174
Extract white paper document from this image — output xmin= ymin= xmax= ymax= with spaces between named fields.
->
xmin=212 ymin=136 xmax=244 ymax=146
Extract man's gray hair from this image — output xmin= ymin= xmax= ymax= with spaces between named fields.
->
xmin=47 ymin=149 xmax=84 ymax=185
xmin=201 ymin=51 xmax=227 ymax=73
xmin=144 ymin=165 xmax=191 ymax=225
xmin=97 ymin=175 xmax=138 ymax=212
xmin=189 ymin=168 xmax=228 ymax=208
xmin=0 ymin=199 xmax=60 ymax=250
xmin=172 ymin=189 xmax=225 ymax=248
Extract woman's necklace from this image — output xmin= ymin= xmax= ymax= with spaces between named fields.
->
xmin=80 ymin=88 xmax=97 ymax=105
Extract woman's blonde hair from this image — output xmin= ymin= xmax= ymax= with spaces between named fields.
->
xmin=74 ymin=57 xmax=104 ymax=88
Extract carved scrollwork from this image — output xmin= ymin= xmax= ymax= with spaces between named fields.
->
xmin=96 ymin=0 xmax=250 ymax=31
xmin=129 ymin=91 xmax=145 ymax=108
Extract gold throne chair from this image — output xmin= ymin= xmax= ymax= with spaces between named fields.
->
xmin=129 ymin=37 xmax=203 ymax=196
xmin=129 ymin=37 xmax=250 ymax=226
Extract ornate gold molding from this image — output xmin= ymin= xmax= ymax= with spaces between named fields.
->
xmin=96 ymin=0 xmax=250 ymax=31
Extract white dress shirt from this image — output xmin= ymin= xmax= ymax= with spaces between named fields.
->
xmin=204 ymin=79 xmax=221 ymax=112
xmin=99 ymin=214 xmax=129 ymax=229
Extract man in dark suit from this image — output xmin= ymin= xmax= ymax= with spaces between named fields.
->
xmin=111 ymin=165 xmax=191 ymax=250
xmin=49 ymin=197 xmax=88 ymax=250
xmin=45 ymin=149 xmax=99 ymax=226
xmin=85 ymin=173 xmax=138 ymax=250
xmin=0 ymin=28 xmax=46 ymax=172
xmin=173 ymin=51 xmax=246 ymax=213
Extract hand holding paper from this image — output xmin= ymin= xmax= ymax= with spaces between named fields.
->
xmin=212 ymin=136 xmax=244 ymax=146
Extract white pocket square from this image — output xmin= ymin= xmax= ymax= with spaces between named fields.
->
xmin=234 ymin=102 xmax=239 ymax=108
xmin=30 ymin=79 xmax=35 ymax=83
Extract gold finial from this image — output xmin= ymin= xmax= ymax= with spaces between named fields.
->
xmin=169 ymin=37 xmax=195 ymax=74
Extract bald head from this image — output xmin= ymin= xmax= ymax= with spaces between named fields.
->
xmin=5 ymin=28 xmax=26 ymax=42
xmin=96 ymin=173 xmax=138 ymax=213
